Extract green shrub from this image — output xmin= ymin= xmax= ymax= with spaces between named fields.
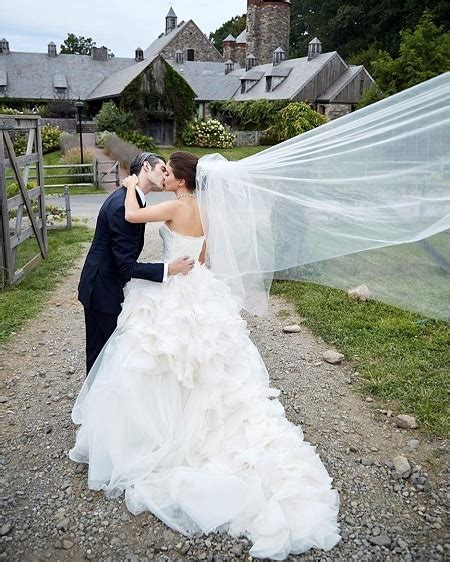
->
xmin=266 ymin=102 xmax=327 ymax=142
xmin=181 ymin=119 xmax=236 ymax=148
xmin=95 ymin=101 xmax=133 ymax=133
xmin=61 ymin=148 xmax=95 ymax=183
xmin=209 ymin=100 xmax=291 ymax=131
xmin=356 ymin=86 xmax=386 ymax=109
xmin=118 ymin=130 xmax=156 ymax=151
xmin=7 ymin=180 xmax=37 ymax=199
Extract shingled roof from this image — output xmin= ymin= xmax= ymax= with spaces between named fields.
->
xmin=167 ymin=60 xmax=241 ymax=101
xmin=0 ymin=51 xmax=133 ymax=100
xmin=231 ymin=51 xmax=341 ymax=101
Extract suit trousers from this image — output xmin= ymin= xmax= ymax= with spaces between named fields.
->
xmin=84 ymin=307 xmax=118 ymax=375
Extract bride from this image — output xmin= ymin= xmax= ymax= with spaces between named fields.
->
xmin=69 ymin=150 xmax=341 ymax=559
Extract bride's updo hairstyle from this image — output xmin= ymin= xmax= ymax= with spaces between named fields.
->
xmin=168 ymin=151 xmax=199 ymax=192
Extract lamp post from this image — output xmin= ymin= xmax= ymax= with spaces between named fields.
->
xmin=74 ymin=99 xmax=84 ymax=164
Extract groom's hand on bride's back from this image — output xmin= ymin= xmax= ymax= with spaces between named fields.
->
xmin=168 ymin=256 xmax=195 ymax=276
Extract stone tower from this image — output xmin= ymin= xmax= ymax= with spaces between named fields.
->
xmin=246 ymin=0 xmax=291 ymax=66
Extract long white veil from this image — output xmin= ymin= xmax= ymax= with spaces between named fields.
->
xmin=196 ymin=72 xmax=450 ymax=320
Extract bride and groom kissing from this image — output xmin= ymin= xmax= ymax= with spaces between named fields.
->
xmin=71 ymin=150 xmax=340 ymax=560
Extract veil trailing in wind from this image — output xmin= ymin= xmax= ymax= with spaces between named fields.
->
xmin=196 ymin=72 xmax=450 ymax=320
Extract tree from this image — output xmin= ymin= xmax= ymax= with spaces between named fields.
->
xmin=209 ymin=15 xmax=246 ymax=53
xmin=371 ymin=12 xmax=450 ymax=95
xmin=60 ymin=33 xmax=114 ymax=57
xmin=60 ymin=33 xmax=96 ymax=55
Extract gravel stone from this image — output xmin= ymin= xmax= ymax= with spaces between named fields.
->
xmin=0 ymin=218 xmax=447 ymax=562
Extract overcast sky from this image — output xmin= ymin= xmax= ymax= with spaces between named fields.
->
xmin=2 ymin=0 xmax=247 ymax=57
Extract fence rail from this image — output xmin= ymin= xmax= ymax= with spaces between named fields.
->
xmin=6 ymin=159 xmax=120 ymax=189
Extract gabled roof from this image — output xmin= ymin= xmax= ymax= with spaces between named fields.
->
xmin=0 ymin=52 xmax=133 ymax=100
xmin=87 ymin=56 xmax=156 ymax=99
xmin=231 ymin=51 xmax=338 ymax=101
xmin=144 ymin=20 xmax=190 ymax=60
xmin=317 ymin=65 xmax=365 ymax=102
xmin=167 ymin=60 xmax=241 ymax=101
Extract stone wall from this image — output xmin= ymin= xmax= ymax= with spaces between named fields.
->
xmin=246 ymin=1 xmax=290 ymax=65
xmin=40 ymin=118 xmax=77 ymax=132
xmin=324 ymin=104 xmax=352 ymax=120
xmin=161 ymin=21 xmax=223 ymax=63
xmin=235 ymin=130 xmax=262 ymax=146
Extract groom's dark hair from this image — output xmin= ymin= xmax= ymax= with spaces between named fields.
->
xmin=130 ymin=152 xmax=166 ymax=176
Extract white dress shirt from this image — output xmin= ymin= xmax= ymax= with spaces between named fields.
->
xmin=135 ymin=185 xmax=168 ymax=282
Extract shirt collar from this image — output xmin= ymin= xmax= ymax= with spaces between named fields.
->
xmin=135 ymin=185 xmax=146 ymax=207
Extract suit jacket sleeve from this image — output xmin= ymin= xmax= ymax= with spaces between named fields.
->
xmin=110 ymin=204 xmax=164 ymax=283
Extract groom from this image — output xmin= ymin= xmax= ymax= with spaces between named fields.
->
xmin=78 ymin=152 xmax=194 ymax=374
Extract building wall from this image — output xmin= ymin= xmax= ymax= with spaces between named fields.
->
xmin=294 ymin=54 xmax=347 ymax=102
xmin=333 ymin=69 xmax=374 ymax=104
xmin=160 ymin=21 xmax=223 ymax=63
xmin=246 ymin=0 xmax=291 ymax=65
xmin=324 ymin=104 xmax=352 ymax=120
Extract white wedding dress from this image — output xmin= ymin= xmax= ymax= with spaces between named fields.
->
xmin=69 ymin=223 xmax=340 ymax=560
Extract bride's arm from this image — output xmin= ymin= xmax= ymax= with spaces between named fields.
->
xmin=124 ymin=175 xmax=178 ymax=223
xmin=198 ymin=241 xmax=207 ymax=265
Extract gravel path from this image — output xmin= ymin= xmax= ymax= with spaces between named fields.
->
xmin=1 ymin=224 xmax=448 ymax=561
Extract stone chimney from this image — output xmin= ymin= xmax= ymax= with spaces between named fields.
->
xmin=91 ymin=46 xmax=108 ymax=61
xmin=272 ymin=46 xmax=286 ymax=66
xmin=223 ymin=34 xmax=236 ymax=62
xmin=135 ymin=47 xmax=144 ymax=62
xmin=225 ymin=59 xmax=235 ymax=75
xmin=175 ymin=49 xmax=184 ymax=64
xmin=165 ymin=7 xmax=177 ymax=35
xmin=308 ymin=37 xmax=322 ymax=60
xmin=48 ymin=41 xmax=57 ymax=57
xmin=0 ymin=38 xmax=10 ymax=55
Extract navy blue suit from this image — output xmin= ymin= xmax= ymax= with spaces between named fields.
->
xmin=79 ymin=187 xmax=164 ymax=373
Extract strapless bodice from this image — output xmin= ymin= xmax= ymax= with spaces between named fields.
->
xmin=159 ymin=223 xmax=205 ymax=262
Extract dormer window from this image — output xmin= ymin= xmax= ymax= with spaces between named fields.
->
xmin=245 ymin=54 xmax=256 ymax=71
xmin=0 ymin=70 xmax=7 ymax=93
xmin=53 ymin=74 xmax=68 ymax=97
xmin=264 ymin=66 xmax=291 ymax=92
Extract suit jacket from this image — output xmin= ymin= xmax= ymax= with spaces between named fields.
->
xmin=78 ymin=187 xmax=164 ymax=314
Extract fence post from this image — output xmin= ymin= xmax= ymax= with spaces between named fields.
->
xmin=64 ymin=185 xmax=72 ymax=230
xmin=115 ymin=161 xmax=120 ymax=186
xmin=93 ymin=159 xmax=99 ymax=189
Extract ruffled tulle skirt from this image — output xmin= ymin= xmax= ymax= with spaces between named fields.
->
xmin=70 ymin=265 xmax=340 ymax=559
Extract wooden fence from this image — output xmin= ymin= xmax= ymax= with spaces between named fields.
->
xmin=0 ymin=116 xmax=47 ymax=288
xmin=5 ymin=159 xmax=120 ymax=189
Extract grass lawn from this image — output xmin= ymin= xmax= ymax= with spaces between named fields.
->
xmin=271 ymin=280 xmax=449 ymax=437
xmin=157 ymin=145 xmax=268 ymax=161
xmin=0 ymin=226 xmax=93 ymax=345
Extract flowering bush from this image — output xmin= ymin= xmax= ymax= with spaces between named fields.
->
xmin=41 ymin=124 xmax=62 ymax=153
xmin=96 ymin=130 xmax=113 ymax=148
xmin=0 ymin=106 xmax=24 ymax=115
xmin=181 ymin=119 xmax=236 ymax=148
xmin=11 ymin=124 xmax=61 ymax=155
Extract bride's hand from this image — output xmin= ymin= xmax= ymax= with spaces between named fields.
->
xmin=123 ymin=175 xmax=138 ymax=189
